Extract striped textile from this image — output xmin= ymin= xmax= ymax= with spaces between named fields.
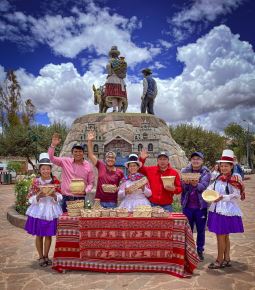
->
xmin=105 ymin=83 xmax=127 ymax=98
xmin=52 ymin=213 xmax=199 ymax=277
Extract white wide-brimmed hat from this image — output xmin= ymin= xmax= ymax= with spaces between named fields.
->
xmin=37 ymin=153 xmax=53 ymax=167
xmin=217 ymin=149 xmax=234 ymax=164
xmin=124 ymin=154 xmax=142 ymax=168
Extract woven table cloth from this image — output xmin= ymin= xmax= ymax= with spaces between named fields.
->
xmin=53 ymin=213 xmax=199 ymax=277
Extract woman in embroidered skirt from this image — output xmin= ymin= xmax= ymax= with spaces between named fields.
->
xmin=206 ymin=149 xmax=244 ymax=269
xmin=25 ymin=153 xmax=62 ymax=267
xmin=105 ymin=46 xmax=127 ymax=112
xmin=118 ymin=154 xmax=152 ymax=212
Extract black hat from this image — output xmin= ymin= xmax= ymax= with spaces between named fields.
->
xmin=190 ymin=151 xmax=204 ymax=159
xmin=72 ymin=143 xmax=85 ymax=152
xmin=157 ymin=151 xmax=169 ymax=159
xmin=124 ymin=154 xmax=142 ymax=168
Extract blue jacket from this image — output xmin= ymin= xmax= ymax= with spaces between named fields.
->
xmin=181 ymin=165 xmax=211 ymax=209
xmin=233 ymin=164 xmax=244 ymax=180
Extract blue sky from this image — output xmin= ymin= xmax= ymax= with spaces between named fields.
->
xmin=0 ymin=0 xmax=255 ymax=131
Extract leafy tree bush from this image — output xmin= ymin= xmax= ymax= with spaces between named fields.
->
xmin=7 ymin=161 xmax=22 ymax=174
xmin=170 ymin=124 xmax=226 ymax=167
xmin=14 ymin=175 xmax=35 ymax=215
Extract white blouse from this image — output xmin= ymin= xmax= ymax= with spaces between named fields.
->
xmin=207 ymin=179 xmax=242 ymax=217
xmin=118 ymin=179 xmax=152 ymax=212
xmin=26 ymin=178 xmax=63 ymax=221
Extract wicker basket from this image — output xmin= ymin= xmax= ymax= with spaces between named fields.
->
xmin=68 ymin=209 xmax=82 ymax=217
xmin=109 ymin=210 xmax=117 ymax=217
xmin=151 ymin=211 xmax=164 ymax=218
xmin=93 ymin=198 xmax=102 ymax=210
xmin=161 ymin=176 xmax=175 ymax=188
xmin=38 ymin=185 xmax=56 ymax=196
xmin=181 ymin=173 xmax=200 ymax=182
xmin=101 ymin=209 xmax=110 ymax=217
xmin=102 ymin=184 xmax=117 ymax=193
xmin=116 ymin=208 xmax=129 ymax=217
xmin=67 ymin=200 xmax=84 ymax=209
xmin=133 ymin=210 xmax=151 ymax=218
xmin=127 ymin=177 xmax=148 ymax=193
xmin=69 ymin=179 xmax=86 ymax=195
xmin=202 ymin=190 xmax=220 ymax=202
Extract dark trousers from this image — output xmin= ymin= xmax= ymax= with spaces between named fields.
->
xmin=141 ymin=95 xmax=155 ymax=114
xmin=61 ymin=195 xmax=85 ymax=213
xmin=183 ymin=207 xmax=208 ymax=252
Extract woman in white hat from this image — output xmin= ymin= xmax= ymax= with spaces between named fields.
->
xmin=118 ymin=154 xmax=152 ymax=212
xmin=25 ymin=153 xmax=63 ymax=267
xmin=206 ymin=149 xmax=244 ymax=269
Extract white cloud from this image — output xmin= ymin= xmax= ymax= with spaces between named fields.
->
xmin=4 ymin=25 xmax=255 ymax=132
xmin=155 ymin=25 xmax=255 ymax=130
xmin=0 ymin=2 xmax=160 ymax=67
xmin=169 ymin=0 xmax=244 ymax=42
xmin=158 ymin=39 xmax=172 ymax=49
xmin=0 ymin=0 xmax=11 ymax=12
xmin=0 ymin=65 xmax=5 ymax=83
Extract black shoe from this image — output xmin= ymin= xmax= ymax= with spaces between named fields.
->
xmin=197 ymin=251 xmax=204 ymax=261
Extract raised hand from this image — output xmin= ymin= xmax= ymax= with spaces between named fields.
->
xmin=140 ymin=148 xmax=149 ymax=160
xmin=87 ymin=130 xmax=96 ymax=141
xmin=51 ymin=133 xmax=61 ymax=147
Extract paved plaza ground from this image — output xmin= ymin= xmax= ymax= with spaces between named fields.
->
xmin=0 ymin=175 xmax=255 ymax=290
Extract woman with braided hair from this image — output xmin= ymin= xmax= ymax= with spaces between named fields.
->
xmin=206 ymin=150 xmax=244 ymax=269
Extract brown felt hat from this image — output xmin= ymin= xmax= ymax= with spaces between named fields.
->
xmin=141 ymin=68 xmax=152 ymax=75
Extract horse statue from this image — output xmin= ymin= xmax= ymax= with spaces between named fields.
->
xmin=92 ymin=84 xmax=128 ymax=113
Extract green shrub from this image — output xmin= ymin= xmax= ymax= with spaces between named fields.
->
xmin=172 ymin=196 xmax=182 ymax=212
xmin=7 ymin=161 xmax=22 ymax=174
xmin=14 ymin=175 xmax=35 ymax=215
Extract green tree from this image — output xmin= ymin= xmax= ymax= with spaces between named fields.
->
xmin=0 ymin=69 xmax=69 ymax=171
xmin=170 ymin=124 xmax=226 ymax=167
xmin=7 ymin=161 xmax=22 ymax=174
xmin=224 ymin=122 xmax=254 ymax=167
xmin=0 ymin=123 xmax=68 ymax=171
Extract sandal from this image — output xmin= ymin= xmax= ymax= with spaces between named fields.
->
xmin=208 ymin=260 xmax=225 ymax=269
xmin=223 ymin=260 xmax=232 ymax=267
xmin=38 ymin=257 xmax=47 ymax=267
xmin=44 ymin=257 xmax=52 ymax=266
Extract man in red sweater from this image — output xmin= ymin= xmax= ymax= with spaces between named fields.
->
xmin=139 ymin=149 xmax=182 ymax=212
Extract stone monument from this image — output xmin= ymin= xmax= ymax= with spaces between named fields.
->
xmin=59 ymin=113 xmax=187 ymax=170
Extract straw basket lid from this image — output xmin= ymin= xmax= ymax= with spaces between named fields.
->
xmin=202 ymin=190 xmax=220 ymax=202
xmin=181 ymin=172 xmax=200 ymax=181
xmin=161 ymin=176 xmax=176 ymax=180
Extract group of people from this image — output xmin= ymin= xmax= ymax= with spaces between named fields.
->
xmin=24 ymin=133 xmax=244 ymax=271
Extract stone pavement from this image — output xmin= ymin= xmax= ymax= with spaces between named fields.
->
xmin=0 ymin=176 xmax=255 ymax=290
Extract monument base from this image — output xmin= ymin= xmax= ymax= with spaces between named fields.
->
xmin=60 ymin=113 xmax=187 ymax=170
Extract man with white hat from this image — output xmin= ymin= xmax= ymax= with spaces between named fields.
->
xmin=139 ymin=149 xmax=181 ymax=212
xmin=87 ymin=131 xmax=124 ymax=208
xmin=48 ymin=133 xmax=94 ymax=212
